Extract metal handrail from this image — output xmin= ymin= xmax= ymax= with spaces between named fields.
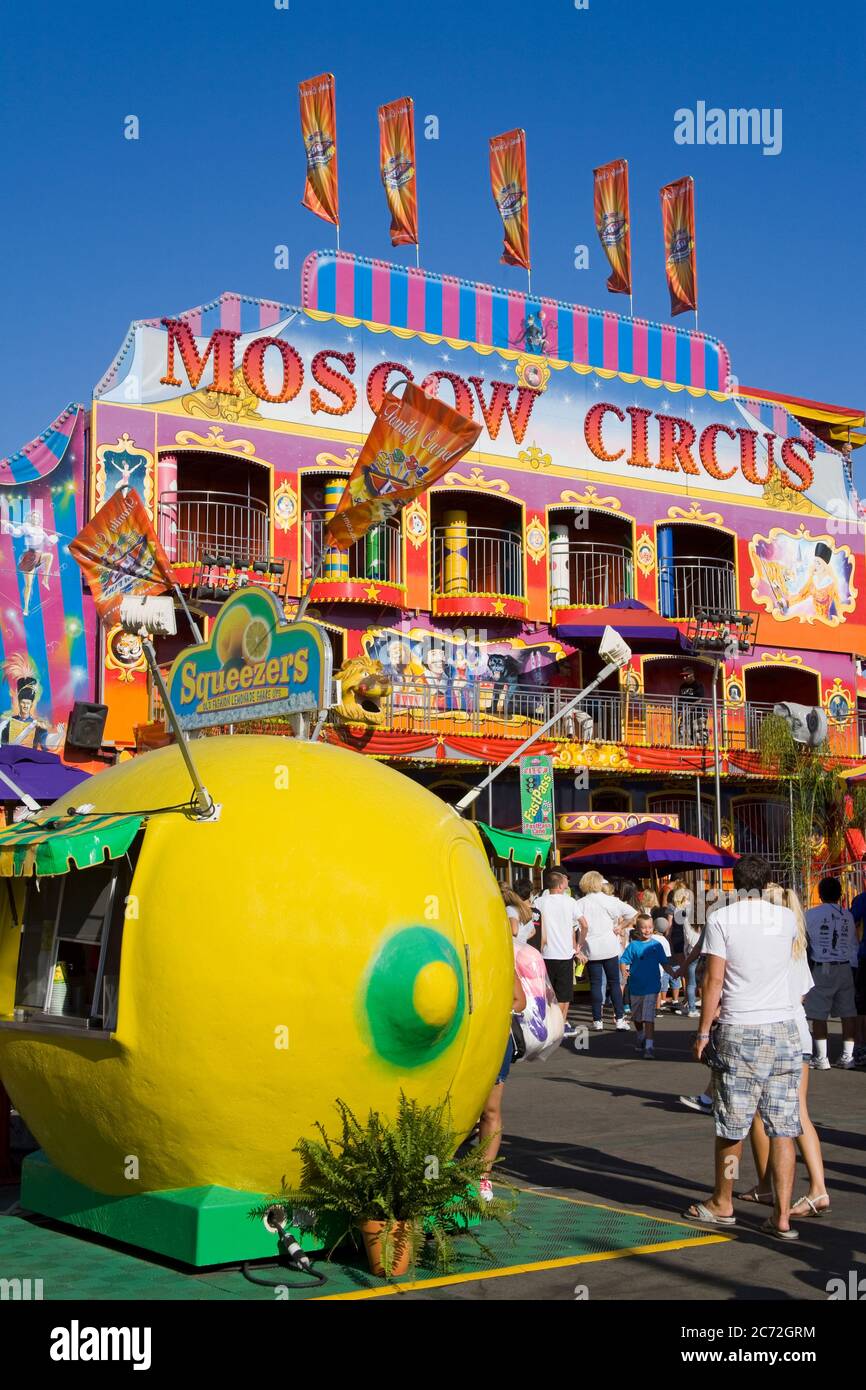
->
xmin=158 ymin=490 xmax=270 ymax=565
xmin=370 ymin=683 xmax=863 ymax=757
xmin=549 ymin=540 xmax=634 ymax=607
xmin=431 ymin=526 xmax=524 ymax=598
xmin=658 ymin=556 xmax=737 ymax=619
xmin=302 ymin=511 xmax=402 ymax=584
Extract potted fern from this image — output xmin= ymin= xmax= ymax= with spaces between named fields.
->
xmin=254 ymin=1093 xmax=514 ymax=1279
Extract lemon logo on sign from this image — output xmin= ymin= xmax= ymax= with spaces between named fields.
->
xmin=167 ymin=587 xmax=331 ymax=731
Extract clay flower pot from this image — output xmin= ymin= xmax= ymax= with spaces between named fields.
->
xmin=359 ymin=1219 xmax=413 ymax=1278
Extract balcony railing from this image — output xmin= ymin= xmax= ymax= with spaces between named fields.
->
xmin=550 ymin=541 xmax=634 ymax=608
xmin=658 ymin=556 xmax=736 ymax=618
xmin=302 ymin=511 xmax=402 ymax=585
xmin=355 ymin=684 xmax=863 ymax=759
xmin=431 ymin=526 xmax=523 ymax=598
xmin=158 ymin=490 xmax=269 ymax=565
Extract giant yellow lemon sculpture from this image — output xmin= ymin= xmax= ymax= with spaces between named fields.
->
xmin=0 ymin=736 xmax=512 ymax=1196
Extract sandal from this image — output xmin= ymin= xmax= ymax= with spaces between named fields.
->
xmin=737 ymin=1188 xmax=773 ymax=1205
xmin=683 ymin=1201 xmax=736 ymax=1227
xmin=761 ymin=1218 xmax=799 ymax=1241
xmin=790 ymin=1194 xmax=831 ymax=1218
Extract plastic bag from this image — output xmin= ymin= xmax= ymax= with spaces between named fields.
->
xmin=512 ymin=943 xmax=565 ymax=1060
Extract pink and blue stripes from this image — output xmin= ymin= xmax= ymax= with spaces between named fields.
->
xmin=301 ymin=250 xmax=732 ymax=392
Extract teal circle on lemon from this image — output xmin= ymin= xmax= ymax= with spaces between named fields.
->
xmin=364 ymin=927 xmax=466 ymax=1068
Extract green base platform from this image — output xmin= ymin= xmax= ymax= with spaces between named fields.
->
xmin=20 ymin=1150 xmax=336 ymax=1267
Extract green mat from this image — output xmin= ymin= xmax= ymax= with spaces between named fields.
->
xmin=0 ymin=1186 xmax=724 ymax=1301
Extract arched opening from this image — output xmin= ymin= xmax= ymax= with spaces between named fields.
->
xmin=745 ymin=665 xmax=819 ymax=706
xmin=641 ymin=656 xmax=718 ymax=749
xmin=647 ymin=791 xmax=714 ymax=842
xmin=157 ymin=450 xmax=271 ymax=565
xmin=732 ymin=798 xmax=790 ymax=883
xmin=548 ymin=507 xmax=634 ymax=607
xmin=430 ymin=493 xmax=523 ymax=598
xmin=743 ymin=665 xmax=820 ymax=750
xmin=591 ymin=787 xmax=631 ymax=813
xmin=657 ymin=522 xmax=736 ymax=618
xmin=300 ymin=471 xmax=402 ymax=585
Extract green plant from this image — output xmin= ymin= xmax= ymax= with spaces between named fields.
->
xmin=758 ymin=715 xmax=848 ymax=899
xmin=251 ymin=1092 xmax=517 ymax=1278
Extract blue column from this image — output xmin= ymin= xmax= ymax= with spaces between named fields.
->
xmin=658 ymin=525 xmax=675 ymax=618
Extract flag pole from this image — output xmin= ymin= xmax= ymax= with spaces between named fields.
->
xmin=173 ymin=583 xmax=203 ymax=646
xmin=336 ymin=222 xmax=341 ymax=253
xmin=527 ymin=267 xmax=532 ymax=296
xmin=295 ymin=546 xmax=326 ymax=623
xmin=415 ymin=243 xmax=420 ymax=270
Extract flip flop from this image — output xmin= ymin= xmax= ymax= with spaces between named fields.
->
xmin=683 ymin=1201 xmax=736 ymax=1227
xmin=790 ymin=1195 xmax=831 ymax=1218
xmin=761 ymin=1218 xmax=799 ymax=1241
xmin=736 ymin=1189 xmax=773 ymax=1205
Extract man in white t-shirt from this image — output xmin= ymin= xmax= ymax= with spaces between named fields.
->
xmin=685 ymin=855 xmax=802 ymax=1241
xmin=538 ymin=867 xmax=582 ymax=1038
xmin=803 ymin=876 xmax=858 ymax=1069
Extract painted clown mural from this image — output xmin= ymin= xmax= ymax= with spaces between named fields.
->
xmin=749 ymin=528 xmax=856 ymax=627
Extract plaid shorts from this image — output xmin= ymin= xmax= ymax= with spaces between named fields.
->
xmin=713 ymin=1020 xmax=802 ymax=1141
xmin=630 ymin=993 xmax=657 ymax=1023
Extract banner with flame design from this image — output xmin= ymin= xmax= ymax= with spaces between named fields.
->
xmin=299 ymin=73 xmax=339 ymax=226
xmin=489 ymin=129 xmax=530 ymax=270
xmin=660 ymin=176 xmax=697 ymax=316
xmin=325 ymin=382 xmax=481 ymax=549
xmin=378 ymin=97 xmax=418 ymax=247
xmin=593 ymin=159 xmax=632 ymax=296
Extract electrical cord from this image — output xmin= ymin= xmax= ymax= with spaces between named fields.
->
xmin=239 ymin=1208 xmax=327 ymax=1290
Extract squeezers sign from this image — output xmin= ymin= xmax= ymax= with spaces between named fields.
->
xmin=167 ymin=588 xmax=332 ymax=731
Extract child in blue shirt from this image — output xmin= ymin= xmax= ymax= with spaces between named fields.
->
xmin=620 ymin=914 xmax=670 ymax=1056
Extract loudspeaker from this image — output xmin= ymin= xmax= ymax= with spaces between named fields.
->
xmin=67 ymin=702 xmax=109 ymax=750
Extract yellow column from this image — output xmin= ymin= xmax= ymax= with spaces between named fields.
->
xmin=323 ymin=477 xmax=349 ymax=581
xmin=443 ymin=509 xmax=469 ymax=597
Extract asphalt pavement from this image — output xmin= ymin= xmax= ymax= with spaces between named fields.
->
xmin=401 ymin=1000 xmax=866 ymax=1301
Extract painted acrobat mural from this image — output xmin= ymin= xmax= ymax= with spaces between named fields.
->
xmin=1 ymin=509 xmax=59 ymax=615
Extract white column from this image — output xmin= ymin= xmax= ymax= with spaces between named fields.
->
xmin=550 ymin=524 xmax=571 ymax=607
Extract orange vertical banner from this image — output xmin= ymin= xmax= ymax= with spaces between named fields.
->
xmin=660 ymin=176 xmax=698 ymax=316
xmin=378 ymin=97 xmax=418 ymax=248
xmin=489 ymin=129 xmax=530 ymax=270
xmin=593 ymin=159 xmax=632 ymax=297
xmin=325 ymin=382 xmax=481 ymax=550
xmin=299 ymin=73 xmax=339 ymax=226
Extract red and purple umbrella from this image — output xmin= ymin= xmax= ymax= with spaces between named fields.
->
xmin=562 ymin=820 xmax=737 ymax=873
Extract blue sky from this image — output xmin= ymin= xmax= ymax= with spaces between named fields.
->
xmin=2 ymin=0 xmax=864 ymax=481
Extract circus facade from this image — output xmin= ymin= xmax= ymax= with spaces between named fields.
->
xmin=2 ymin=250 xmax=864 ymax=878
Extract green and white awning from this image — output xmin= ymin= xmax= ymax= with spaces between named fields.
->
xmin=0 ymin=813 xmax=143 ymax=878
xmin=476 ymin=822 xmax=551 ymax=867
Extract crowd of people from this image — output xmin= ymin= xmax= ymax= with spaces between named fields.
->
xmin=479 ymin=857 xmax=866 ymax=1229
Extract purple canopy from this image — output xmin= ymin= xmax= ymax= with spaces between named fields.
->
xmin=563 ymin=820 xmax=737 ymax=872
xmin=553 ymin=599 xmax=690 ymax=654
xmin=0 ymin=747 xmax=90 ymax=804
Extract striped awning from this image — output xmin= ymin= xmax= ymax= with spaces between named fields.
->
xmin=0 ymin=813 xmax=143 ymax=878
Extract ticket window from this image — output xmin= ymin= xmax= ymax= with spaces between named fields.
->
xmin=12 ymin=847 xmax=138 ymax=1033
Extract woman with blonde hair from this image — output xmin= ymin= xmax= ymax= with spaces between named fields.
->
xmin=501 ymin=884 xmax=535 ymax=945
xmin=574 ymin=870 xmax=638 ymax=1031
xmin=738 ymin=883 xmax=831 ymax=1217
